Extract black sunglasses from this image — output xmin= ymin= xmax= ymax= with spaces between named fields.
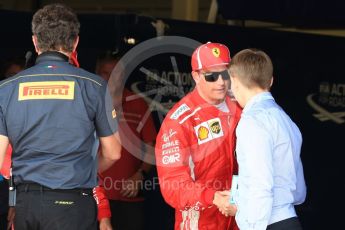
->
xmin=202 ymin=70 xmax=230 ymax=82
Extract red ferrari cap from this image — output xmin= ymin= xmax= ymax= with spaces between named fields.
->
xmin=191 ymin=42 xmax=231 ymax=71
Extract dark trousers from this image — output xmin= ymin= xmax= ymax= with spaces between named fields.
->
xmin=0 ymin=180 xmax=9 ymax=230
xmin=267 ymin=217 xmax=303 ymax=230
xmin=15 ymin=183 xmax=97 ymax=230
xmin=0 ymin=213 xmax=8 ymax=230
xmin=109 ymin=200 xmax=144 ymax=230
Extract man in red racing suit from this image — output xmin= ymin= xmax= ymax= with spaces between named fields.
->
xmin=155 ymin=42 xmax=241 ymax=229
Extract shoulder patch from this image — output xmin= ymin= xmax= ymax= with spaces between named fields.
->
xmin=170 ymin=103 xmax=190 ymax=120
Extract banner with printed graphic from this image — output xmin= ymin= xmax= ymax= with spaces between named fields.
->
xmin=307 ymin=82 xmax=345 ymax=124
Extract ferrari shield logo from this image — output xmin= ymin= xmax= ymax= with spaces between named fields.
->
xmin=212 ymin=48 xmax=220 ymax=57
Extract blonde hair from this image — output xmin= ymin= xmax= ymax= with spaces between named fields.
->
xmin=229 ymin=48 xmax=273 ymax=90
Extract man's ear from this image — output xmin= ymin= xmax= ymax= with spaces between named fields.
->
xmin=32 ymin=35 xmax=40 ymax=54
xmin=191 ymin=71 xmax=201 ymax=84
xmin=72 ymin=36 xmax=79 ymax=52
xmin=270 ymin=77 xmax=274 ymax=87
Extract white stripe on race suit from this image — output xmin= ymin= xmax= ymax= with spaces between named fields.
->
xmin=189 ymin=156 xmax=195 ymax=181
xmin=179 ymin=107 xmax=201 ymax=124
xmin=181 ymin=208 xmax=200 ymax=230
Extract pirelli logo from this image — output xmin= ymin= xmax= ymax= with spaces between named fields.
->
xmin=18 ymin=81 xmax=75 ymax=101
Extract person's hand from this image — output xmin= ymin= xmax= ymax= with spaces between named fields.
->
xmin=120 ymin=170 xmax=143 ymax=198
xmin=99 ymin=218 xmax=113 ymax=230
xmin=7 ymin=207 xmax=15 ymax=230
xmin=213 ymin=190 xmax=237 ymax=217
xmin=217 ymin=190 xmax=237 ymax=216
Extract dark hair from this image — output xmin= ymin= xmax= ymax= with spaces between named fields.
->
xmin=229 ymin=48 xmax=273 ymax=90
xmin=31 ymin=3 xmax=80 ymax=53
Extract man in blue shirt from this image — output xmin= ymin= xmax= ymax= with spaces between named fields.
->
xmin=0 ymin=4 xmax=121 ymax=230
xmin=228 ymin=49 xmax=306 ymax=230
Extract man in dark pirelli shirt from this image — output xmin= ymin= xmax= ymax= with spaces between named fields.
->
xmin=0 ymin=4 xmax=121 ymax=230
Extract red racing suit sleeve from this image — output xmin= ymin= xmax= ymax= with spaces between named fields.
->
xmin=155 ymin=119 xmax=216 ymax=211
xmin=93 ymin=175 xmax=111 ymax=221
xmin=0 ymin=145 xmax=12 ymax=179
